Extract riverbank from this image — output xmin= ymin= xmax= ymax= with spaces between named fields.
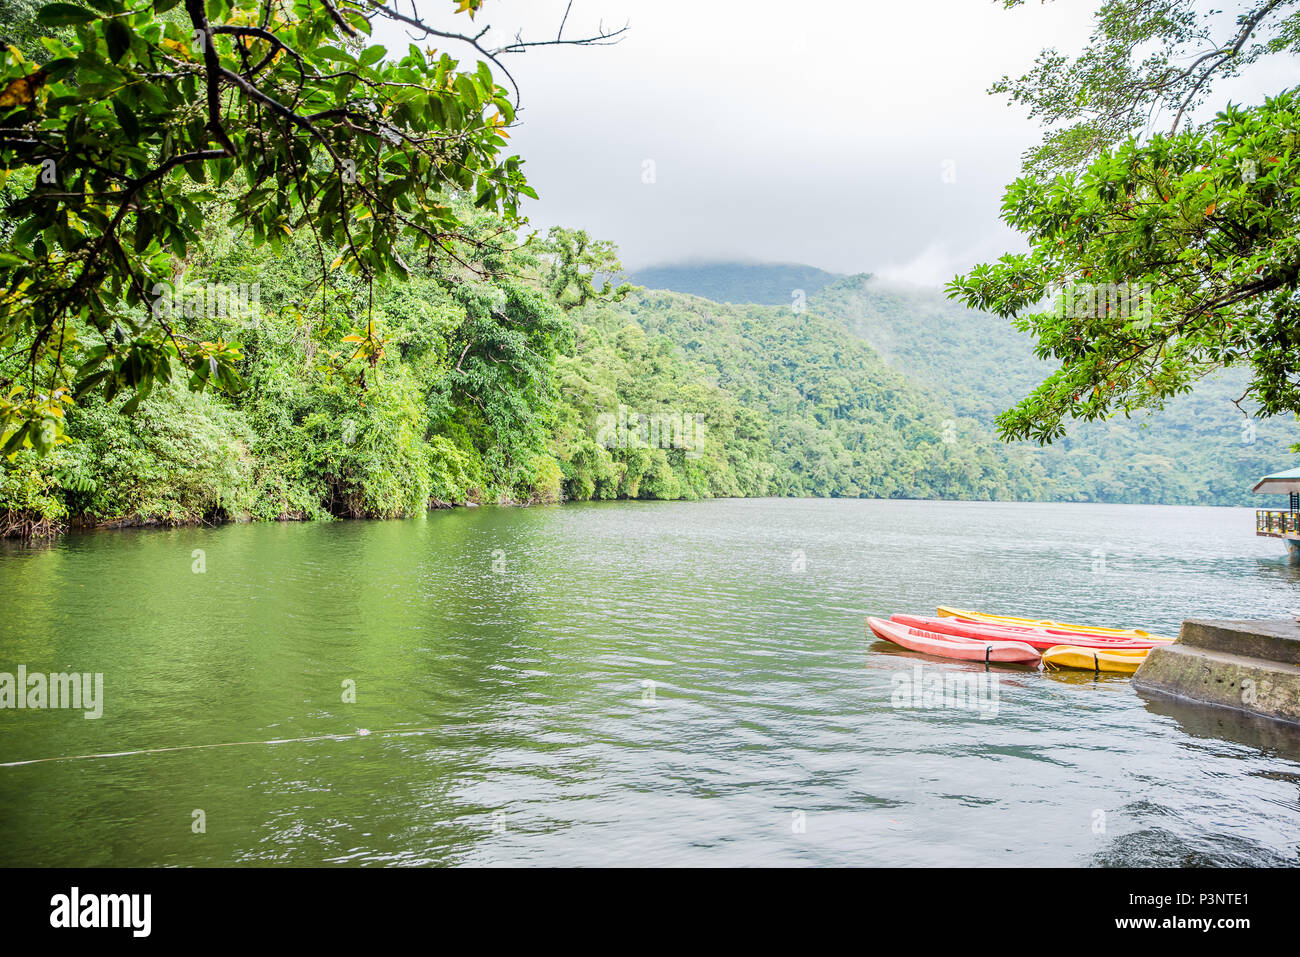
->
xmin=3 ymin=495 xmax=497 ymax=543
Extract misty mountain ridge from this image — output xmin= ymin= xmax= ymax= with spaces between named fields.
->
xmin=625 ymin=260 xmax=850 ymax=306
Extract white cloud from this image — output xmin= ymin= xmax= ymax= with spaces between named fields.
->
xmin=375 ymin=1 xmax=1296 ymax=284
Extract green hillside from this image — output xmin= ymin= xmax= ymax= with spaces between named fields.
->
xmin=1 ymin=223 xmax=1047 ymax=534
xmin=575 ymin=289 xmax=1047 ymax=501
xmin=812 ymin=276 xmax=1297 ymax=505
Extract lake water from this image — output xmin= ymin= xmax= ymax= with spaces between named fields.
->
xmin=2 ymin=499 xmax=1298 ymax=866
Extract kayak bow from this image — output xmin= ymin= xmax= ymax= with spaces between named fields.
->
xmin=867 ymin=616 xmax=1041 ymax=664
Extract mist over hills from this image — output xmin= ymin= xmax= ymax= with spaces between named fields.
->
xmin=625 ymin=261 xmax=847 ymax=306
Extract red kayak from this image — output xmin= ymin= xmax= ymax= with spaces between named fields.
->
xmin=890 ymin=614 xmax=1163 ymax=651
xmin=867 ymin=617 xmax=1041 ymax=664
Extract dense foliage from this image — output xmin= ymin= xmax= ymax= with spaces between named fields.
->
xmin=0 ymin=0 xmax=543 ymax=461
xmin=4 ymin=240 xmax=1061 ymax=535
xmin=1 ymin=211 xmax=566 ymax=531
xmin=615 ymin=289 xmax=1046 ymax=501
xmin=8 ymin=243 xmax=1294 ymax=535
xmin=957 ymin=1 xmax=1300 ymax=445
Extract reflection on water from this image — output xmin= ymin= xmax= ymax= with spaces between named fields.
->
xmin=1139 ymin=690 xmax=1300 ymax=765
xmin=1253 ymin=555 xmax=1300 ymax=586
xmin=0 ymin=499 xmax=1298 ymax=866
xmin=1040 ymin=669 xmax=1136 ymax=687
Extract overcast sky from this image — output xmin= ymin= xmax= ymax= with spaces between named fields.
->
xmin=376 ymin=1 xmax=1296 ymax=285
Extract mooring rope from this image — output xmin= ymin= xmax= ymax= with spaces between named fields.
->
xmin=0 ymin=726 xmax=441 ymax=768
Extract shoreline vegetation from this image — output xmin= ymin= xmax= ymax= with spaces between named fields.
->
xmin=0 ymin=194 xmax=1073 ymax=544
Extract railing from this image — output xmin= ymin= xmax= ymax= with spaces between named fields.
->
xmin=1257 ymin=509 xmax=1300 ymax=536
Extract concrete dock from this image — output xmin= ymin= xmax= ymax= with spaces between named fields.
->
xmin=1133 ymin=619 xmax=1300 ymax=726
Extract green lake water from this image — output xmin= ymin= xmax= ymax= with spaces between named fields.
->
xmin=1 ymin=498 xmax=1298 ymax=866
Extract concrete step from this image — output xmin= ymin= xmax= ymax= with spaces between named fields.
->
xmin=1172 ymin=618 xmax=1300 ymax=666
xmin=1133 ymin=620 xmax=1300 ymax=726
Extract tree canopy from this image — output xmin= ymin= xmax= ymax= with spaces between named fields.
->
xmin=950 ymin=0 xmax=1300 ymax=444
xmin=0 ymin=0 xmax=620 ymax=457
xmin=993 ymin=0 xmax=1300 ymax=176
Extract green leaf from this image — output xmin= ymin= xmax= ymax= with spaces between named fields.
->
xmin=454 ymin=74 xmax=479 ymax=109
xmin=104 ymin=19 xmax=131 ymax=62
xmin=359 ymin=45 xmax=387 ymax=68
xmin=73 ymin=370 xmax=108 ymax=399
xmin=315 ymin=46 xmax=357 ymax=66
xmin=36 ymin=3 xmax=99 ymax=26
xmin=112 ymin=98 xmax=138 ymax=140
xmin=2 ymin=424 xmax=29 ymax=457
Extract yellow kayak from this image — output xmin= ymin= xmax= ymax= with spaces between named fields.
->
xmin=1041 ymin=644 xmax=1149 ymax=675
xmin=936 ymin=606 xmax=1174 ymax=643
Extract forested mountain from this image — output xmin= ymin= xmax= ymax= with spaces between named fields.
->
xmin=578 ymin=289 xmax=1045 ymax=501
xmin=625 ymin=261 xmax=844 ymax=306
xmin=0 ymin=227 xmax=1043 ymax=534
xmin=615 ymin=260 xmax=1295 ymax=506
